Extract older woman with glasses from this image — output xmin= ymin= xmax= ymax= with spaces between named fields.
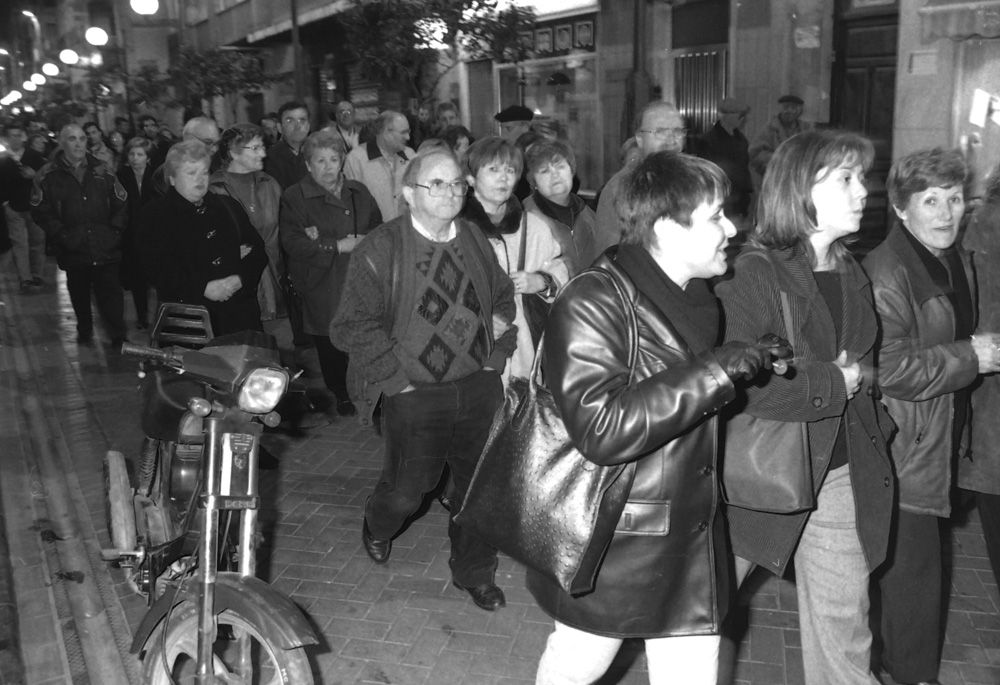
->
xmin=139 ymin=140 xmax=266 ymax=335
xmin=280 ymin=131 xmax=382 ymax=416
xmin=210 ymin=123 xmax=290 ymax=350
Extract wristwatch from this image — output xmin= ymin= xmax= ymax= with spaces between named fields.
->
xmin=539 ymin=272 xmax=557 ymax=298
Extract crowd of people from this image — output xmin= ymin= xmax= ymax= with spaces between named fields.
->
xmin=0 ymin=92 xmax=997 ymax=685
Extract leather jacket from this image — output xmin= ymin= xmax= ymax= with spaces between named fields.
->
xmin=864 ymin=226 xmax=979 ymax=517
xmin=526 ymin=253 xmax=736 ymax=638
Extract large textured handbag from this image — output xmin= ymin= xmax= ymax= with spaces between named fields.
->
xmin=722 ymin=290 xmax=814 ymax=514
xmin=455 ymin=267 xmax=637 ymax=595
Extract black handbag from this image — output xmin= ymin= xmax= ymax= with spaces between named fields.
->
xmin=722 ymin=289 xmax=815 ymax=514
xmin=455 ymin=267 xmax=637 ymax=595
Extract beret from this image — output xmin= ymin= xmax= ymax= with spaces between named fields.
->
xmin=778 ymin=94 xmax=804 ymax=105
xmin=494 ymin=105 xmax=534 ymax=123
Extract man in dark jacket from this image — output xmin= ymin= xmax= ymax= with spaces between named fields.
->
xmin=331 ymin=149 xmax=517 ymax=612
xmin=696 ymin=97 xmax=753 ymax=226
xmin=31 ymin=124 xmax=128 ymax=345
xmin=1 ymin=121 xmax=47 ymax=290
xmin=264 ymin=101 xmax=311 ymax=191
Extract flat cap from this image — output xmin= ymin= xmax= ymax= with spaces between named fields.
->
xmin=494 ymin=105 xmax=534 ymax=123
xmin=718 ymin=97 xmax=749 ymax=114
xmin=778 ymin=94 xmax=804 ymax=105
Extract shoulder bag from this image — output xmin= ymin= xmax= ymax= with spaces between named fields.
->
xmin=455 ymin=267 xmax=637 ymax=595
xmin=722 ymin=286 xmax=814 ymax=514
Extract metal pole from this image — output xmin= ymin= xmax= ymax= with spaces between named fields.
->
xmin=290 ymin=0 xmax=304 ymax=101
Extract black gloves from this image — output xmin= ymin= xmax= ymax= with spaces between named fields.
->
xmin=713 ymin=334 xmax=793 ymax=382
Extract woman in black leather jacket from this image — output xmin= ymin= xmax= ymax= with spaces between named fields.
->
xmin=532 ymin=151 xmax=789 ymax=684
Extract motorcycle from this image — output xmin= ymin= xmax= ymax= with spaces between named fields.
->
xmin=103 ymin=304 xmax=318 ymax=684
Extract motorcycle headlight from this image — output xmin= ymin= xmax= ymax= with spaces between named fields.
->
xmin=238 ymin=368 xmax=289 ymax=413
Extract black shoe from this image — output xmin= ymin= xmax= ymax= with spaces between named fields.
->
xmin=362 ymin=519 xmax=391 ymax=563
xmin=452 ymin=581 xmax=506 ymax=611
xmin=258 ymin=446 xmax=279 ymax=470
xmin=336 ymin=399 xmax=357 ymax=417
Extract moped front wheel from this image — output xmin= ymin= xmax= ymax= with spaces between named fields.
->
xmin=142 ymin=600 xmax=313 ymax=685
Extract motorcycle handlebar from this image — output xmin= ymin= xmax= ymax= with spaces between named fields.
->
xmin=120 ymin=342 xmax=181 ymax=364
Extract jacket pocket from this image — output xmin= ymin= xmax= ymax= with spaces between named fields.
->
xmin=615 ymin=499 xmax=670 ymax=536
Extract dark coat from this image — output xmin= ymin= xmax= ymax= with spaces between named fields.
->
xmin=527 ymin=254 xmax=736 ymax=638
xmin=263 ymin=139 xmax=309 ymax=191
xmin=30 ymin=151 xmax=128 ymax=269
xmin=139 ymin=189 xmax=267 ymax=335
xmin=523 ymin=192 xmax=599 ymax=274
xmin=118 ymin=164 xmax=157 ymax=288
xmin=961 ymin=202 xmax=1000 ymax=496
xmin=863 ymin=227 xmax=979 ymax=517
xmin=716 ymin=246 xmax=895 ymax=576
xmin=279 ymin=175 xmax=382 ymax=335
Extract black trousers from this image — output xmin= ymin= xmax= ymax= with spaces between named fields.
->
xmin=876 ymin=510 xmax=942 ymax=683
xmin=972 ymin=490 xmax=1000 ymax=590
xmin=312 ymin=335 xmax=350 ymax=402
xmin=65 ymin=262 xmax=126 ymax=340
xmin=366 ymin=369 xmax=502 ymax=587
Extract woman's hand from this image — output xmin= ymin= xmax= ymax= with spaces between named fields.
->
xmin=510 ymin=270 xmax=545 ymax=294
xmin=304 ymin=225 xmax=319 ymax=240
xmin=972 ymin=332 xmax=1000 ymax=374
xmin=203 ymin=275 xmax=243 ymax=302
xmin=835 ymin=350 xmax=862 ymax=399
xmin=336 ymin=235 xmax=361 ymax=254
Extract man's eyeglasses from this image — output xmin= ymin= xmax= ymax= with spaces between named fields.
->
xmin=198 ymin=137 xmax=219 ymax=148
xmin=242 ymin=144 xmax=265 ymax=153
xmin=638 ymin=127 xmax=688 ymax=140
xmin=412 ymin=180 xmax=468 ymax=197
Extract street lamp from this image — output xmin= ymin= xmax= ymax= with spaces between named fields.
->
xmin=22 ymin=80 xmax=36 ymax=91
xmin=130 ymin=0 xmax=159 ymax=15
xmin=42 ymin=62 xmax=58 ymax=76
xmin=59 ymin=49 xmax=80 ymax=65
xmin=85 ymin=27 xmax=110 ymax=47
xmin=30 ymin=73 xmax=44 ymax=85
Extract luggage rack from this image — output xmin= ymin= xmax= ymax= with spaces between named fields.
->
xmin=150 ymin=303 xmax=214 ymax=349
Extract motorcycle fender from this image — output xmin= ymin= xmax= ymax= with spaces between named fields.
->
xmin=130 ymin=573 xmax=318 ymax=653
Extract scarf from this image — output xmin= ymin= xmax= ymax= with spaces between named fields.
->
xmin=461 ymin=193 xmax=524 ymax=238
xmin=615 ymin=244 xmax=720 ymax=354
xmin=531 ymin=190 xmax=583 ymax=229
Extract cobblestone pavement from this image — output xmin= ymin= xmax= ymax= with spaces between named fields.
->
xmin=1 ymin=262 xmax=999 ymax=684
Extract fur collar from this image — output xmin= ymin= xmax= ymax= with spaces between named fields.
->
xmin=461 ymin=193 xmax=524 ymax=238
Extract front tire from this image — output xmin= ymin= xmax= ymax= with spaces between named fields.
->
xmin=141 ymin=600 xmax=313 ymax=685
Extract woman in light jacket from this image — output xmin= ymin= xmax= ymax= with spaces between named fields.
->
xmin=863 ymin=147 xmax=1000 ymax=685
xmin=717 ymin=129 xmax=896 ymax=685
xmin=459 ymin=136 xmax=569 ymax=380
xmin=533 ymin=151 xmax=789 ymax=684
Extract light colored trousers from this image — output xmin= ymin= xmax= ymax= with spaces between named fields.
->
xmin=739 ymin=464 xmax=879 ymax=685
xmin=4 ymin=204 xmax=46 ymax=282
xmin=535 ymin=620 xmax=720 ymax=685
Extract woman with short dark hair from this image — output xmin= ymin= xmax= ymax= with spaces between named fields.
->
xmin=718 ymin=129 xmax=896 ymax=684
xmin=864 ymin=147 xmax=1000 ymax=685
xmin=118 ymin=136 xmax=157 ymax=329
xmin=533 ymin=150 xmax=788 ymax=684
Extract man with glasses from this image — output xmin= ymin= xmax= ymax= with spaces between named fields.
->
xmin=331 ymin=148 xmax=517 ymax=612
xmin=696 ymin=97 xmax=753 ymax=227
xmin=151 ymin=116 xmax=221 ymax=196
xmin=344 ymin=110 xmax=415 ymax=221
xmin=265 ymin=101 xmax=312 ymax=191
xmin=594 ymin=101 xmax=687 ymax=255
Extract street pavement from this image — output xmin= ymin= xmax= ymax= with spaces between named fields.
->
xmin=1 ymin=260 xmax=999 ymax=684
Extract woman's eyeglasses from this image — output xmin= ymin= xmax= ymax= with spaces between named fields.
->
xmin=412 ymin=180 xmax=469 ymax=197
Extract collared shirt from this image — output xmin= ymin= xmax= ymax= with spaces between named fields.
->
xmin=343 ymin=139 xmax=414 ymax=222
xmin=410 ymin=213 xmax=457 ymax=243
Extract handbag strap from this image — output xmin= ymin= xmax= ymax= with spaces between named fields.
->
xmin=779 ymin=290 xmax=795 ymax=350
xmin=530 ymin=266 xmax=640 ymax=388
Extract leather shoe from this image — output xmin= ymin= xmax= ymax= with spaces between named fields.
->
xmin=452 ymin=581 xmax=505 ymax=611
xmin=362 ymin=519 xmax=391 ymax=563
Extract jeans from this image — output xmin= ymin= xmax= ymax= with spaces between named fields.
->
xmin=366 ymin=369 xmax=502 ymax=586
xmin=65 ymin=262 xmax=126 ymax=340
xmin=4 ymin=205 xmax=45 ymax=282
xmin=794 ymin=464 xmax=880 ymax=685
xmin=535 ymin=620 xmax=720 ymax=685
xmin=876 ymin=509 xmax=942 ymax=683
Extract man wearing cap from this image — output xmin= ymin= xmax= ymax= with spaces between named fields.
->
xmin=495 ymin=105 xmax=534 ymax=142
xmin=593 ymin=100 xmax=687 ymax=257
xmin=697 ymin=97 xmax=753 ymax=224
xmin=749 ymin=94 xmax=813 ymax=178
